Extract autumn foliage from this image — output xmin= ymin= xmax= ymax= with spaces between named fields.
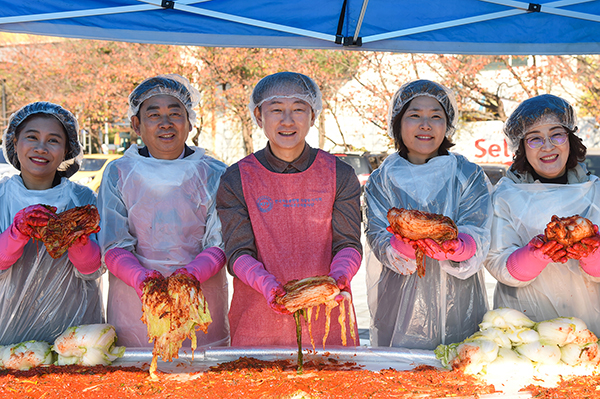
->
xmin=1 ymin=35 xmax=599 ymax=155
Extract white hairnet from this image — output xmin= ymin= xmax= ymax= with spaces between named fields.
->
xmin=249 ymin=72 xmax=323 ymax=126
xmin=387 ymin=80 xmax=458 ymax=139
xmin=128 ymin=74 xmax=200 ymax=127
xmin=503 ymin=94 xmax=577 ymax=152
xmin=2 ymin=101 xmax=82 ymax=178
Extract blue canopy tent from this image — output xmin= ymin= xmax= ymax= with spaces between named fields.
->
xmin=0 ymin=0 xmax=599 ymax=55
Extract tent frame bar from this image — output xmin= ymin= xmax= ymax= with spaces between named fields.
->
xmin=0 ymin=0 xmax=598 ymax=48
xmin=0 ymin=0 xmax=336 ymax=43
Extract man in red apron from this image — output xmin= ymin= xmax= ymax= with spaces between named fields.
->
xmin=217 ymin=72 xmax=362 ymax=346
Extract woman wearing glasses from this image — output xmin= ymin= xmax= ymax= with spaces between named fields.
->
xmin=485 ymin=94 xmax=600 ymax=333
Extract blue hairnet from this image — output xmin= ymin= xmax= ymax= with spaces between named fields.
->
xmin=503 ymin=94 xmax=577 ymax=152
xmin=249 ymin=72 xmax=323 ymax=126
xmin=2 ymin=101 xmax=82 ymax=177
xmin=128 ymin=74 xmax=200 ymax=126
xmin=388 ymin=80 xmax=458 ymax=138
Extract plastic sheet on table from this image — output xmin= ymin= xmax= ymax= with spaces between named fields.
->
xmin=113 ymin=346 xmax=536 ymax=398
xmin=113 ymin=345 xmax=440 ymax=373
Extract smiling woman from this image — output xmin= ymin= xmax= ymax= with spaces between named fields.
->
xmin=0 ymin=101 xmax=103 ymax=346
xmin=15 ymin=116 xmax=68 ymax=190
xmin=485 ymin=94 xmax=600 ymax=336
xmin=399 ymin=96 xmax=447 ymax=165
xmin=364 ymin=79 xmax=493 ymax=349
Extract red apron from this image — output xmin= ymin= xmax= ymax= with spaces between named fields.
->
xmin=229 ymin=150 xmax=358 ymax=347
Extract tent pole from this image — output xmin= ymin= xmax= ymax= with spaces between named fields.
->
xmin=352 ymin=0 xmax=369 ymax=44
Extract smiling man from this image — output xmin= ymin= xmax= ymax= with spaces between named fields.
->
xmin=97 ymin=74 xmax=230 ymax=348
xmin=217 ymin=72 xmax=362 ymax=346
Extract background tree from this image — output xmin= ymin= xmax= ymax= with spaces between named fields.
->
xmin=187 ymin=47 xmax=361 ymax=156
xmin=0 ymin=38 xmax=185 ymax=150
xmin=341 ymin=53 xmax=594 ymax=141
xmin=2 ymin=35 xmax=598 ymax=156
xmin=574 ymin=55 xmax=600 ymax=124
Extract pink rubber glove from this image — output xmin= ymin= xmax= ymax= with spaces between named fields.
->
xmin=416 ymin=233 xmax=477 ymax=262
xmin=232 ymin=254 xmax=290 ymax=315
xmin=173 ymin=247 xmax=226 ymax=283
xmin=68 ymin=235 xmax=102 ymax=275
xmin=507 ymin=235 xmax=566 ymax=281
xmin=0 ymin=224 xmax=30 ymax=270
xmin=104 ymin=247 xmax=162 ymax=298
xmin=387 ymin=228 xmax=418 ymax=260
xmin=13 ymin=204 xmax=56 ymax=239
xmin=328 ymin=247 xmax=362 ymax=302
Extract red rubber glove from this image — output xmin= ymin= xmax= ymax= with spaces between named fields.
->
xmin=415 ymin=233 xmax=477 ymax=262
xmin=68 ymin=235 xmax=102 ymax=275
xmin=173 ymin=247 xmax=226 ymax=283
xmin=232 ymin=254 xmax=290 ymax=315
xmin=566 ymin=225 xmax=600 ymax=260
xmin=328 ymin=247 xmax=361 ymax=302
xmin=571 ymin=226 xmax=600 ymax=276
xmin=507 ymin=235 xmax=566 ymax=282
xmin=0 ymin=205 xmax=57 ymax=270
xmin=13 ymin=204 xmax=55 ymax=239
xmin=104 ymin=247 xmax=162 ymax=298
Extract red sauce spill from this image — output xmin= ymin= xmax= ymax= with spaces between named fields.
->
xmin=0 ymin=360 xmax=593 ymax=398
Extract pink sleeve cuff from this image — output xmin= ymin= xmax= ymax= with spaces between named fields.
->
xmin=329 ymin=247 xmax=362 ymax=281
xmin=232 ymin=254 xmax=280 ymax=299
xmin=232 ymin=254 xmax=262 ymax=280
xmin=0 ymin=224 xmax=31 ymax=270
xmin=104 ymin=247 xmax=148 ymax=297
xmin=68 ymin=240 xmax=102 ymax=275
xmin=507 ymin=245 xmax=549 ymax=282
xmin=185 ymin=246 xmax=226 ymax=283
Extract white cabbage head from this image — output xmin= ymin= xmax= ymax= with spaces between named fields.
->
xmin=53 ymin=324 xmax=125 ymax=366
xmin=0 ymin=341 xmax=53 ymax=370
xmin=450 ymin=338 xmax=499 ymax=375
xmin=515 ymin=341 xmax=561 ymax=365
xmin=536 ymin=317 xmax=597 ymax=347
xmin=479 ymin=308 xmax=535 ymax=331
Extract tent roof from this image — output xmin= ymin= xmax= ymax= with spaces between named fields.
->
xmin=1 ymin=0 xmax=600 ymax=54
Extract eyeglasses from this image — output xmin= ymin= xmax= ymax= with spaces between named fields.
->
xmin=524 ymin=131 xmax=569 ymax=149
